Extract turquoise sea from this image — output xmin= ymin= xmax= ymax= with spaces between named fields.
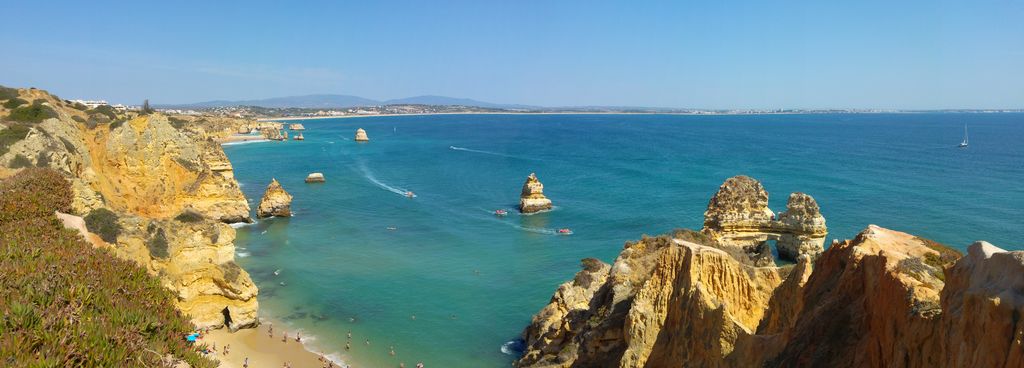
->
xmin=223 ymin=113 xmax=1023 ymax=367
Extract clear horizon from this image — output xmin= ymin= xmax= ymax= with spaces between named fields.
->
xmin=2 ymin=0 xmax=1022 ymax=109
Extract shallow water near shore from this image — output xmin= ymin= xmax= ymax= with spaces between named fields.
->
xmin=224 ymin=113 xmax=1023 ymax=367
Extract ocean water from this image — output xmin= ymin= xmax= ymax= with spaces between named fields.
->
xmin=224 ymin=113 xmax=1023 ymax=367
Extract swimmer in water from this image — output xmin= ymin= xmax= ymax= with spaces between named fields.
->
xmin=365 ymin=339 xmax=370 ymax=345
xmin=345 ymin=342 xmax=351 ymax=350
xmin=347 ymin=331 xmax=352 ymax=339
xmin=389 ymin=346 xmax=396 ymax=356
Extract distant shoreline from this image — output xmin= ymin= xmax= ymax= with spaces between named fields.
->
xmin=256 ymin=110 xmax=1021 ymax=122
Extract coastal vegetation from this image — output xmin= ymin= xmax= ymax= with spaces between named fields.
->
xmin=0 ymin=169 xmax=215 ymax=367
xmin=6 ymin=100 xmax=58 ymax=123
xmin=84 ymin=207 xmax=122 ymax=243
xmin=0 ymin=123 xmax=30 ymax=156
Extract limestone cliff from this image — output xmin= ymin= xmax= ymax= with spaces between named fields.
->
xmin=518 ymin=176 xmax=1021 ymax=368
xmin=519 ymin=173 xmax=553 ymax=213
xmin=256 ymin=178 xmax=293 ymax=218
xmin=1 ymin=87 xmax=259 ymax=329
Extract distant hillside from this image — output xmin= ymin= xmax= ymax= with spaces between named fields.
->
xmin=171 ymin=94 xmax=537 ymax=109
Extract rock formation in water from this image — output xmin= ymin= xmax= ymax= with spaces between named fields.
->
xmin=256 ymin=178 xmax=293 ymax=218
xmin=702 ymin=175 xmax=827 ymax=263
xmin=0 ymin=87 xmax=259 ymax=329
xmin=516 ymin=175 xmax=1022 ymax=368
xmin=519 ymin=173 xmax=553 ymax=213
xmin=288 ymin=123 xmax=305 ymax=131
xmin=305 ymin=172 xmax=325 ymax=183
xmin=355 ymin=128 xmax=369 ymax=141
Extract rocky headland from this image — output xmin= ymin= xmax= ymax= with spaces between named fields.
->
xmin=516 ymin=175 xmax=1022 ymax=368
xmin=0 ymin=86 xmax=259 ymax=330
xmin=256 ymin=178 xmax=293 ymax=218
xmin=519 ymin=172 xmax=553 ymax=213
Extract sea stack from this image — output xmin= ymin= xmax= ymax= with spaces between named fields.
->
xmin=519 ymin=173 xmax=553 ymax=213
xmin=256 ymin=178 xmax=293 ymax=218
xmin=305 ymin=172 xmax=325 ymax=183
xmin=355 ymin=128 xmax=369 ymax=142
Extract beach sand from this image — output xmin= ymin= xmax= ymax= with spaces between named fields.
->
xmin=204 ymin=326 xmax=340 ymax=368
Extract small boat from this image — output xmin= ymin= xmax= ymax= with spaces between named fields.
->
xmin=494 ymin=209 xmax=508 ymax=216
xmin=386 ymin=226 xmax=398 ymax=231
xmin=557 ymin=228 xmax=573 ymax=235
xmin=406 ymin=191 xmax=416 ymax=198
xmin=273 ymin=269 xmax=281 ymax=276
xmin=958 ymin=124 xmax=969 ymax=148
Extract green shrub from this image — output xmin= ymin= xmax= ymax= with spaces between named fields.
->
xmin=3 ymin=98 xmax=27 ymax=109
xmin=7 ymin=102 xmax=57 ymax=123
xmin=8 ymin=154 xmax=31 ymax=168
xmin=35 ymin=150 xmax=51 ymax=168
xmin=0 ymin=169 xmax=216 ymax=368
xmin=580 ymin=257 xmax=605 ymax=272
xmin=147 ymin=227 xmax=169 ymax=259
xmin=71 ymin=115 xmax=86 ymax=123
xmin=85 ymin=113 xmax=110 ymax=129
xmin=88 ymin=104 xmax=118 ymax=120
xmin=84 ymin=208 xmax=122 ymax=243
xmin=72 ymin=102 xmax=88 ymax=111
xmin=0 ymin=85 xmax=17 ymax=100
xmin=169 ymin=116 xmax=189 ymax=129
xmin=915 ymin=236 xmax=963 ymax=281
xmin=174 ymin=209 xmax=205 ymax=223
xmin=109 ymin=118 xmax=126 ymax=130
xmin=0 ymin=123 xmax=30 ymax=156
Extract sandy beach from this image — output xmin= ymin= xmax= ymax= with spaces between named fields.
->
xmin=203 ymin=325 xmax=342 ymax=368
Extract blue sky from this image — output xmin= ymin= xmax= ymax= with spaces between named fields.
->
xmin=2 ymin=0 xmax=1022 ymax=109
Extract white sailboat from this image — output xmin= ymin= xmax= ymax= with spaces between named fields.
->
xmin=958 ymin=125 xmax=969 ymax=148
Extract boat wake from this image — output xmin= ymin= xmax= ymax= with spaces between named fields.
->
xmin=358 ymin=161 xmax=417 ymax=197
xmin=222 ymin=139 xmax=271 ymax=146
xmin=449 ymin=146 xmax=527 ymax=159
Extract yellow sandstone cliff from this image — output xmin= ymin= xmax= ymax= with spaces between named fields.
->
xmin=0 ymin=87 xmax=259 ymax=329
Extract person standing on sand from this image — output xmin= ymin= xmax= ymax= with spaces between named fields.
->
xmin=243 ymin=357 xmax=249 ymax=368
xmin=283 ymin=332 xmax=288 ymax=343
xmin=296 ymin=332 xmax=302 ymax=342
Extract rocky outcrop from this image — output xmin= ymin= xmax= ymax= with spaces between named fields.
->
xmin=81 ymin=115 xmax=252 ymax=223
xmin=1 ymin=88 xmax=259 ymax=330
xmin=517 ymin=174 xmax=1024 ymax=368
xmin=938 ymin=241 xmax=1024 ymax=367
xmin=305 ymin=172 xmax=325 ymax=183
xmin=702 ymin=175 xmax=827 ymax=262
xmin=256 ymin=178 xmax=292 ymax=218
xmin=112 ymin=216 xmax=259 ymax=329
xmin=516 ymin=232 xmax=786 ymax=368
xmin=288 ymin=123 xmax=305 ymax=131
xmin=519 ymin=173 xmax=553 ymax=213
xmin=354 ymin=128 xmax=369 ymax=141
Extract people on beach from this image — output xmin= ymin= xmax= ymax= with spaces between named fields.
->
xmin=282 ymin=332 xmax=288 ymax=343
xmin=224 ymin=344 xmax=230 ymax=356
xmin=296 ymin=332 xmax=302 ymax=342
xmin=243 ymin=357 xmax=249 ymax=368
